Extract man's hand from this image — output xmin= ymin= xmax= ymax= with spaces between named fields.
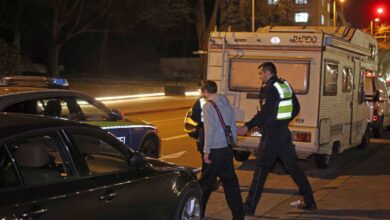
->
xmin=204 ymin=153 xmax=211 ymax=164
xmin=237 ymin=126 xmax=248 ymax=136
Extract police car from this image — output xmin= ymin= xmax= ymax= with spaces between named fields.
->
xmin=0 ymin=83 xmax=160 ymax=158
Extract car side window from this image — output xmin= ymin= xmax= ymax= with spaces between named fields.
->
xmin=72 ymin=134 xmax=129 ymax=175
xmin=0 ymin=145 xmax=20 ymax=189
xmin=6 ymin=135 xmax=68 ymax=186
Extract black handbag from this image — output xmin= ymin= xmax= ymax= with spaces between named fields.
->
xmin=208 ymin=100 xmax=236 ymax=148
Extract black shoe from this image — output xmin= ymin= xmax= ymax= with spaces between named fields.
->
xmin=298 ymin=202 xmax=317 ymax=210
xmin=243 ymin=203 xmax=255 ymax=216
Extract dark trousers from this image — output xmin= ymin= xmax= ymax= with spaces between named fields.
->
xmin=200 ymin=147 xmax=244 ymax=220
xmin=245 ymin=127 xmax=315 ymax=213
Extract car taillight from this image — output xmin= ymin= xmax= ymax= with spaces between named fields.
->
xmin=292 ymin=131 xmax=311 ymax=142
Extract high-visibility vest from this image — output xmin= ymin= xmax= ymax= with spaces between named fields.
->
xmin=273 ymin=81 xmax=293 ymax=120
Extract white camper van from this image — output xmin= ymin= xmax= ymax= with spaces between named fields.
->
xmin=207 ymin=26 xmax=378 ymax=168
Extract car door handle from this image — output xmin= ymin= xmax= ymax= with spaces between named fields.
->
xmin=21 ymin=208 xmax=48 ymax=218
xmin=99 ymin=192 xmax=117 ymax=201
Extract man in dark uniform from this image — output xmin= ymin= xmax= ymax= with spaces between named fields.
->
xmin=238 ymin=62 xmax=317 ymax=216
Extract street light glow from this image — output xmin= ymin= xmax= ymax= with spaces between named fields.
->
xmin=377 ymin=7 xmax=384 ymax=14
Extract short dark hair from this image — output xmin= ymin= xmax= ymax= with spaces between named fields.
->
xmin=201 ymin=80 xmax=217 ymax=93
xmin=258 ymin=62 xmax=277 ymax=76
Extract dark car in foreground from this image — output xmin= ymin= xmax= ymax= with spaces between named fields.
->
xmin=0 ymin=87 xmax=160 ymax=158
xmin=0 ymin=113 xmax=201 ymax=219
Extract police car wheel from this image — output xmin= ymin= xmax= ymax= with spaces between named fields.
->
xmin=140 ymin=136 xmax=159 ymax=158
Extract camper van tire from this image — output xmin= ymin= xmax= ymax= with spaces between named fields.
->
xmin=233 ymin=150 xmax=251 ymax=162
xmin=358 ymin=126 xmax=371 ymax=149
xmin=314 ymin=154 xmax=331 ymax=169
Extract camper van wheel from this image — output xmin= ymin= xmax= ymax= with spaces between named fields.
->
xmin=314 ymin=154 xmax=330 ymax=169
xmin=233 ymin=150 xmax=250 ymax=162
xmin=358 ymin=126 xmax=370 ymax=149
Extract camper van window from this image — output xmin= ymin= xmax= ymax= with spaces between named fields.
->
xmin=358 ymin=69 xmax=366 ymax=104
xmin=342 ymin=68 xmax=353 ymax=92
xmin=324 ymin=62 xmax=338 ymax=96
xmin=229 ymin=59 xmax=309 ymax=94
xmin=369 ymin=44 xmax=376 ymax=59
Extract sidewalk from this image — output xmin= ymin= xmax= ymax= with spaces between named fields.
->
xmin=278 ymin=139 xmax=390 ymax=220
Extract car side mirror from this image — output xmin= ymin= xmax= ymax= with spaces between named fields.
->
xmin=130 ymin=151 xmax=147 ymax=170
xmin=110 ymin=109 xmax=123 ymax=120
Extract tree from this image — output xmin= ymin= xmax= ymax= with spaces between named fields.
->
xmin=34 ymin=0 xmax=113 ymax=76
xmin=95 ymin=0 xmax=194 ymax=75
xmin=0 ymin=0 xmax=24 ymax=75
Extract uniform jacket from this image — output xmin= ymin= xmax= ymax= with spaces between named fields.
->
xmin=245 ymin=76 xmax=300 ymax=130
xmin=203 ymin=94 xmax=237 ymax=154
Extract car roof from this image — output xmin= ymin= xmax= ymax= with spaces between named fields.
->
xmin=0 ymin=75 xmax=70 ymax=89
xmin=0 ymin=113 xmax=97 ymax=140
xmin=0 ymin=87 xmax=93 ymax=102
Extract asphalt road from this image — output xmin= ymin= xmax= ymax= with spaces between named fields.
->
xmin=105 ymin=98 xmax=390 ymax=219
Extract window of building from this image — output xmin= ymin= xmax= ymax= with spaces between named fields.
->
xmin=295 ymin=0 xmax=308 ymax=4
xmin=295 ymin=12 xmax=309 ymax=23
xmin=342 ymin=67 xmax=353 ymax=92
xmin=324 ymin=62 xmax=338 ymax=96
xmin=268 ymin=0 xmax=279 ymax=5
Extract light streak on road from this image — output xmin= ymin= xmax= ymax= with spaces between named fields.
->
xmin=162 ymin=134 xmax=189 ymax=141
xmin=96 ymin=90 xmax=200 ymax=102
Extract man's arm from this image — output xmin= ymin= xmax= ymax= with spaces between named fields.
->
xmin=245 ymin=86 xmax=279 ymax=130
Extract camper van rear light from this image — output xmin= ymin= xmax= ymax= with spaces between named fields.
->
xmin=291 ymin=131 xmax=311 ymax=142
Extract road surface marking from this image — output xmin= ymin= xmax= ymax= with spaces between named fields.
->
xmin=150 ymin=117 xmax=183 ymax=123
xmin=162 ymin=134 xmax=189 ymax=141
xmin=160 ymin=151 xmax=187 ymax=160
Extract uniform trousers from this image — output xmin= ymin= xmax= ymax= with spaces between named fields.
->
xmin=245 ymin=127 xmax=315 ymax=213
xmin=200 ymin=147 xmax=244 ymax=220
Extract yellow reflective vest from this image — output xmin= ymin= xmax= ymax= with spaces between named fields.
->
xmin=273 ymin=81 xmax=293 ymax=120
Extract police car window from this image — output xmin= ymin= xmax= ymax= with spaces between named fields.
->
xmin=71 ymin=134 xmax=129 ymax=175
xmin=6 ymin=135 xmax=69 ymax=186
xmin=76 ymin=98 xmax=109 ymax=121
xmin=323 ymin=62 xmax=338 ymax=96
xmin=40 ymin=98 xmax=70 ymax=118
xmin=4 ymin=100 xmax=40 ymax=115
